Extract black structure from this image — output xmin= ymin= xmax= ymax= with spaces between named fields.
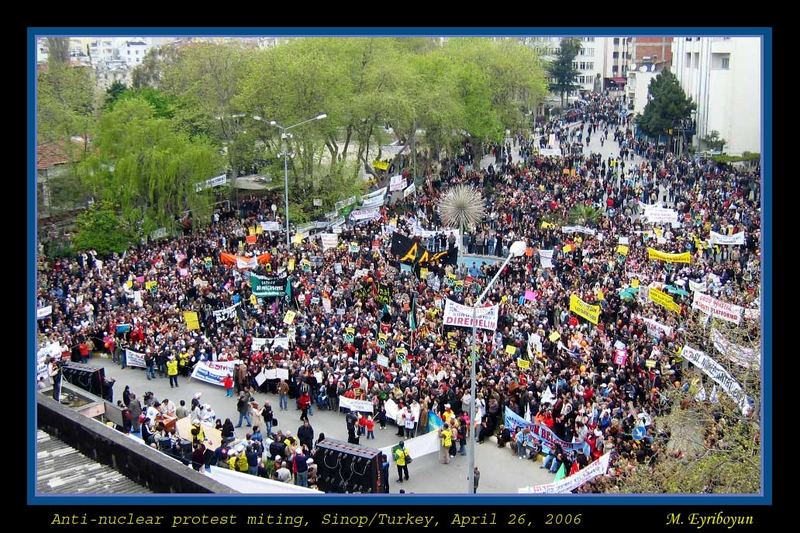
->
xmin=312 ymin=438 xmax=382 ymax=494
xmin=61 ymin=362 xmax=105 ymax=397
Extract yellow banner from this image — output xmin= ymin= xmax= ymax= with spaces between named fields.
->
xmin=569 ymin=294 xmax=601 ymax=325
xmin=649 ymin=287 xmax=682 ymax=313
xmin=505 ymin=345 xmax=517 ymax=355
xmin=183 ymin=311 xmax=200 ymax=331
xmin=563 ymin=244 xmax=574 ymax=253
xmin=145 ymin=281 xmax=158 ymax=291
xmin=548 ymin=331 xmax=561 ymax=342
xmin=283 ymin=311 xmax=296 ymax=325
xmin=288 ymin=258 xmax=296 ymax=272
xmin=517 ymin=358 xmax=530 ymax=370
xmin=248 ymin=226 xmax=256 ymax=236
xmin=373 ymin=160 xmax=389 ymax=171
xmin=249 ymin=294 xmax=258 ymax=306
xmin=631 ymin=279 xmax=640 ymax=288
xmin=616 ymin=245 xmax=629 ymax=256
xmin=540 ymin=221 xmax=555 ymax=229
xmin=647 ymin=248 xmax=691 ymax=264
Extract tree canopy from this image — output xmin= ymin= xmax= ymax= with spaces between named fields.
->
xmin=548 ymin=38 xmax=582 ymax=107
xmin=636 ymin=70 xmax=696 ymax=139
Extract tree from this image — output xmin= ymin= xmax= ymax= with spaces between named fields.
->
xmin=37 ymin=62 xmax=97 ymax=158
xmin=46 ymin=37 xmax=70 ymax=65
xmin=72 ymin=200 xmax=135 ymax=256
xmin=701 ymin=130 xmax=726 ymax=152
xmin=548 ymin=38 xmax=582 ymax=107
xmin=104 ymin=80 xmax=128 ymax=109
xmin=78 ymin=97 xmax=224 ymax=238
xmin=636 ymin=70 xmax=696 ymax=140
xmin=568 ymin=205 xmax=603 ymax=227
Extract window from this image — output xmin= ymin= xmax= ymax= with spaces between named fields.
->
xmin=579 ymin=62 xmax=586 ymax=70
xmin=587 ymin=62 xmax=593 ymax=70
xmin=613 ymin=52 xmax=619 ymax=58
xmin=686 ymin=52 xmax=691 ymax=67
xmin=613 ymin=38 xmax=619 ymax=44
xmin=694 ymin=52 xmax=700 ymax=68
xmin=712 ymin=53 xmax=731 ymax=70
xmin=573 ymin=62 xmax=578 ymax=69
xmin=721 ymin=56 xmax=730 ymax=69
xmin=612 ymin=65 xmax=619 ymax=73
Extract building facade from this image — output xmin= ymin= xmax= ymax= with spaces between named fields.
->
xmin=632 ymin=37 xmax=672 ymax=70
xmin=672 ymin=37 xmax=761 ymax=155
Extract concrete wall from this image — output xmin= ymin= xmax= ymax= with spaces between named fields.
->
xmin=37 ymin=394 xmax=237 ymax=494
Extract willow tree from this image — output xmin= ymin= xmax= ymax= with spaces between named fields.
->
xmin=78 ymin=96 xmax=224 ymax=239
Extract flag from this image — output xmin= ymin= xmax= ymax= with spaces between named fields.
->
xmin=709 ymin=385 xmax=719 ymax=404
xmin=285 ymin=277 xmax=292 ymax=302
xmin=409 ymin=294 xmax=417 ymax=331
xmin=427 ymin=410 xmax=444 ymax=433
xmin=553 ymin=463 xmax=567 ymax=481
xmin=695 ymin=385 xmax=707 ymax=402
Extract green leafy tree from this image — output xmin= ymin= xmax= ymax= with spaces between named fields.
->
xmin=568 ymin=205 xmax=603 ymax=227
xmin=37 ymin=63 xmax=96 ymax=149
xmin=78 ymin=97 xmax=224 ymax=238
xmin=548 ymin=38 xmax=582 ymax=107
xmin=46 ymin=37 xmax=70 ymax=65
xmin=637 ymin=70 xmax=696 ymax=140
xmin=103 ymin=80 xmax=128 ymax=109
xmin=701 ymin=130 xmax=726 ymax=152
xmin=72 ymin=200 xmax=135 ymax=255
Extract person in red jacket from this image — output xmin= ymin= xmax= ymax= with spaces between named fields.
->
xmin=365 ymin=415 xmax=376 ymax=439
xmin=298 ymin=392 xmax=311 ymax=422
xmin=223 ymin=373 xmax=234 ymax=397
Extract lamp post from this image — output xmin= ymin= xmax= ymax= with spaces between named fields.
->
xmin=264 ymin=113 xmax=327 ymax=247
xmin=466 ymin=240 xmax=527 ymax=493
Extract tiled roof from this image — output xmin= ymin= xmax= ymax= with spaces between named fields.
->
xmin=36 ymin=430 xmax=151 ymax=494
xmin=37 ymin=142 xmax=71 ymax=170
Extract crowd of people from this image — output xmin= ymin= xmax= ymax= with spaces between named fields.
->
xmin=37 ymin=91 xmax=761 ymax=493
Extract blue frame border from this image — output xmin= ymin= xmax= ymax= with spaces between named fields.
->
xmin=28 ymin=27 xmax=772 ymax=506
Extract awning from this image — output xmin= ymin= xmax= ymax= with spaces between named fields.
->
xmin=610 ymin=77 xmax=627 ymax=84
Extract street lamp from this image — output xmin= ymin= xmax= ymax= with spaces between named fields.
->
xmin=267 ymin=114 xmax=328 ymax=246
xmin=466 ymin=240 xmax=527 ymax=493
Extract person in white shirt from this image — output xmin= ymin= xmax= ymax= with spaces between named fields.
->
xmin=404 ymin=408 xmax=416 ymax=438
xmin=160 ymin=398 xmax=176 ymax=417
xmin=275 ymin=461 xmax=292 ymax=483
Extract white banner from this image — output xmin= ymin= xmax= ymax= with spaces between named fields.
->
xmin=377 ymin=354 xmax=389 ymax=367
xmin=618 ymin=236 xmax=629 ymax=245
xmin=213 ymin=302 xmax=240 ymax=322
xmin=379 ymin=430 xmax=439 ymax=461
xmin=207 ymin=465 xmax=320 ymax=494
xmin=389 ymin=174 xmax=406 ymax=192
xmin=252 ymin=337 xmax=289 ymax=351
xmin=692 ymin=292 xmax=742 ymax=325
xmin=744 ymin=307 xmax=760 ymax=320
xmin=561 ymin=225 xmax=597 ymax=236
xmin=276 ymin=368 xmax=289 ymax=380
xmin=37 ymin=306 xmax=53 ymax=319
xmin=519 ymin=452 xmax=611 ymax=494
xmin=384 ymin=398 xmax=399 ymax=420
xmin=261 ymin=221 xmax=282 ymax=232
xmin=338 ymin=396 xmax=374 ymax=414
xmin=636 ymin=315 xmax=674 ymax=339
xmin=539 ymin=148 xmax=560 ymax=157
xmin=364 ymin=187 xmax=387 ymax=200
xmin=643 ymin=206 xmax=679 ymax=225
xmin=236 ymin=256 xmax=258 ymax=270
xmin=125 ymin=348 xmax=146 ymax=369
xmin=195 ymin=174 xmax=228 ymax=192
xmin=711 ymin=329 xmax=760 ymax=370
xmin=709 ymin=231 xmax=745 ymax=246
xmin=319 ymin=233 xmax=339 ymax=251
xmin=403 ymin=183 xmax=416 ymax=198
xmin=443 ymin=299 xmax=499 ymax=331
xmin=539 ymin=249 xmax=554 ymax=269
xmin=689 ymin=280 xmax=707 ymax=293
xmin=681 ymin=345 xmax=753 ymax=415
xmin=190 ymin=360 xmax=238 ymax=387
xmin=361 ymin=195 xmax=386 ymax=208
xmin=350 ymin=206 xmax=382 ymax=222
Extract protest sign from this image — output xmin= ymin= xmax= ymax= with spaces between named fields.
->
xmin=283 ymin=311 xmax=296 ymax=325
xmin=709 ymin=231 xmax=745 ymax=245
xmin=37 ymin=306 xmax=52 ymax=319
xmin=276 ymin=368 xmax=289 ymax=380
xmin=636 ymin=315 xmax=674 ymax=339
xmin=538 ymin=249 xmax=554 ymax=269
xmin=692 ymin=292 xmax=742 ymax=324
xmin=389 ymin=174 xmax=406 ymax=192
xmin=569 ymin=294 xmax=601 ymax=324
xmin=125 ymin=348 xmax=146 ymax=369
xmin=190 ymin=360 xmax=237 ymax=387
xmin=519 ymin=453 xmax=611 ymax=494
xmin=320 ymin=233 xmax=339 ymax=251
xmin=647 ymin=248 xmax=691 ymax=264
xmin=443 ymin=299 xmax=499 ymax=331
xmin=338 ymin=396 xmax=374 ymax=413
xmin=250 ymin=272 xmax=287 ymax=298
xmin=681 ymin=346 xmax=753 ymax=415
xmin=213 ymin=303 xmax=240 ymax=323
xmin=649 ymin=287 xmax=682 ymax=313
xmin=711 ymin=328 xmax=760 ymax=369
xmin=561 ymin=225 xmax=597 ymax=235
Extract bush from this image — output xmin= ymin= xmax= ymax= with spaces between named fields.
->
xmin=72 ymin=201 xmax=135 ymax=256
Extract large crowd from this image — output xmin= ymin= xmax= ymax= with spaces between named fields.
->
xmin=37 ymin=92 xmax=762 ymax=492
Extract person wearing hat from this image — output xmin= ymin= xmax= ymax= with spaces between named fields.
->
xmin=166 ymin=355 xmax=179 ymax=388
xmin=393 ymin=441 xmax=411 ymax=483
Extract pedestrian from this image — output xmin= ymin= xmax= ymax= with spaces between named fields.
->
xmin=297 ymin=419 xmax=314 ymax=451
xmin=166 ymin=355 xmax=179 ymax=388
xmin=366 ymin=415 xmax=376 ymax=439
xmin=291 ymin=447 xmax=310 ymax=487
xmin=222 ymin=373 xmax=234 ymax=397
xmin=473 ymin=466 xmax=481 ymax=493
xmin=394 ymin=441 xmax=411 ymax=483
xmin=175 ymin=400 xmax=189 ymax=419
xmin=438 ymin=426 xmax=452 ymax=464
xmin=278 ymin=379 xmax=289 ymax=411
xmin=236 ymin=392 xmax=253 ymax=428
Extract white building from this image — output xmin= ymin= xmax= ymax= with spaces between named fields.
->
xmin=672 ymin=37 xmax=761 ymax=155
xmin=525 ymin=37 xmax=604 ymax=95
xmin=602 ymin=36 xmax=632 ymax=89
xmin=626 ymin=67 xmax=659 ymax=117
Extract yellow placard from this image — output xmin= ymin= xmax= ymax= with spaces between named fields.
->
xmin=183 ymin=311 xmax=200 ymax=331
xmin=569 ymin=294 xmax=601 ymax=325
xmin=596 ymin=289 xmax=605 ymax=301
xmin=647 ymin=248 xmax=691 ymax=264
xmin=372 ymin=160 xmax=389 ymax=171
xmin=255 ymin=225 xmax=264 ymax=235
xmin=292 ymin=233 xmax=304 ymax=245
xmin=420 ymin=268 xmax=429 ymax=279
xmin=249 ymin=294 xmax=257 ymax=306
xmin=649 ymin=287 xmax=682 ymax=313
xmin=562 ymin=244 xmax=573 ymax=253
xmin=631 ymin=279 xmax=640 ymax=289
xmin=125 ymin=280 xmax=133 ymax=289
xmin=145 ymin=281 xmax=158 ymax=291
xmin=540 ymin=221 xmax=555 ymax=229
xmin=517 ymin=358 xmax=530 ymax=369
xmin=653 ymin=227 xmax=663 ymax=238
xmin=616 ymin=245 xmax=629 ymax=256
xmin=505 ymin=345 xmax=517 ymax=355
xmin=288 ymin=258 xmax=296 ymax=272
xmin=548 ymin=331 xmax=561 ymax=342
xmin=283 ymin=311 xmax=296 ymax=325
xmin=248 ymin=226 xmax=256 ymax=236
